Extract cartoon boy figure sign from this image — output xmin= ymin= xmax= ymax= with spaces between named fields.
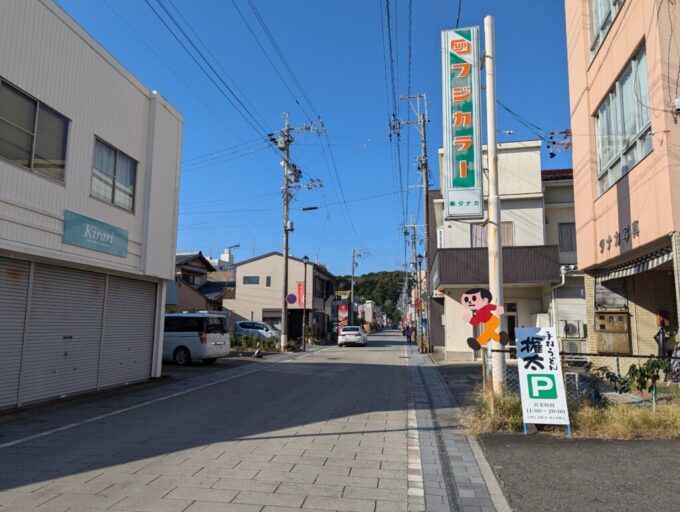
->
xmin=461 ymin=288 xmax=510 ymax=350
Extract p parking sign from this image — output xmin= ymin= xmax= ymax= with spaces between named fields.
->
xmin=515 ymin=327 xmax=570 ymax=427
xmin=527 ymin=374 xmax=557 ymax=400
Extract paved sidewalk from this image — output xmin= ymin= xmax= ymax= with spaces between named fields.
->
xmin=406 ymin=346 xmax=510 ymax=512
xmin=0 ymin=336 xmax=411 ymax=512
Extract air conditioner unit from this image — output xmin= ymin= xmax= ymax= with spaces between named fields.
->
xmin=563 ymin=340 xmax=580 ymax=354
xmin=561 ymin=319 xmax=585 ymax=339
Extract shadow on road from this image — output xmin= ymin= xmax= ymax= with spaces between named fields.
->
xmin=0 ymin=334 xmax=429 ymax=492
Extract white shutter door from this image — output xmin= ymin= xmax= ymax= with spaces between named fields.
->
xmin=556 ymin=286 xmax=586 ymax=322
xmin=0 ymin=257 xmax=30 ymax=409
xmin=98 ymin=276 xmax=156 ymax=388
xmin=21 ymin=264 xmax=105 ymax=404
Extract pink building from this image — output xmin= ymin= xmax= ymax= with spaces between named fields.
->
xmin=565 ymin=0 xmax=680 ymax=359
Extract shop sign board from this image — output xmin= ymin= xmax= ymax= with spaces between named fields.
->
xmin=63 ymin=210 xmax=128 ymax=257
xmin=515 ymin=327 xmax=571 ymax=427
xmin=441 ymin=27 xmax=484 ymax=219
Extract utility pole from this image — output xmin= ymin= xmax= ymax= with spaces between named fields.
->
xmin=281 ymin=113 xmax=292 ymax=352
xmin=272 ymin=113 xmax=323 ymax=352
xmin=484 ymin=16 xmax=505 ymax=393
xmin=350 ymin=249 xmax=362 ymax=324
xmin=409 ymin=223 xmax=421 ymax=351
xmin=400 ymin=94 xmax=431 ymax=353
xmin=417 ymin=97 xmax=431 ymax=354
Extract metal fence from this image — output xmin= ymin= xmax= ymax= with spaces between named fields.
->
xmin=487 ymin=349 xmax=680 ymax=402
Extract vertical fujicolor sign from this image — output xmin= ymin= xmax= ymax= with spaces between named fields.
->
xmin=442 ymin=27 xmax=483 ymax=218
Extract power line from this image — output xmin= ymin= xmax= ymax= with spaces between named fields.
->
xmin=166 ymin=0 xmax=270 ymax=131
xmin=181 ymin=137 xmax=268 ymax=164
xmin=456 ymin=0 xmax=463 ymax=28
xmin=229 ymin=0 xmax=315 ymax=122
xmin=143 ymin=0 xmax=271 ymax=140
xmin=245 ymin=0 xmax=322 ymax=120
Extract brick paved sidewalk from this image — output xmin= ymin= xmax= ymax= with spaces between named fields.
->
xmin=405 ymin=345 xmax=511 ymax=512
xmin=0 ymin=337 xmax=411 ymax=512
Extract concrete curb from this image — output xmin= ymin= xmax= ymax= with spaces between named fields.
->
xmin=468 ymin=435 xmax=513 ymax=512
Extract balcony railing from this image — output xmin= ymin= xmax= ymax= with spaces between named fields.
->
xmin=431 ymin=245 xmax=561 ymax=288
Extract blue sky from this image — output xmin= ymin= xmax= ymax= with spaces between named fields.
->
xmin=56 ymin=0 xmax=572 ymax=275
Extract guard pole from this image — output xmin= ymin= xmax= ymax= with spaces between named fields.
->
xmin=484 ymin=15 xmax=505 ymax=394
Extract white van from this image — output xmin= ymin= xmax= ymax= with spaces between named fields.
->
xmin=163 ymin=313 xmax=230 ymax=365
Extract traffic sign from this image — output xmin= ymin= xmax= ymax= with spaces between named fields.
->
xmin=286 ymin=293 xmax=297 ymax=305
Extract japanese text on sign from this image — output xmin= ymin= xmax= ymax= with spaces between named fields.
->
xmin=515 ymin=327 xmax=571 ymax=426
xmin=441 ymin=27 xmax=483 ymax=218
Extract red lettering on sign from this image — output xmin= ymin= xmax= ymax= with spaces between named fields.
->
xmin=450 ymin=39 xmax=471 ymax=55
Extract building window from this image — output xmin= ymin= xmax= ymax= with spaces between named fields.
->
xmin=558 ymin=223 xmax=577 ymax=252
xmin=92 ymin=138 xmax=137 ymax=211
xmin=471 ymin=222 xmax=514 ymax=248
xmin=0 ymin=79 xmax=69 ymax=182
xmin=595 ymin=47 xmax=651 ymax=195
xmin=315 ymin=277 xmax=325 ymax=298
xmin=265 ymin=276 xmax=271 ymax=287
xmin=243 ymin=276 xmax=260 ymax=285
xmin=436 ymin=228 xmax=444 ymax=249
xmin=590 ymin=0 xmax=625 ymax=53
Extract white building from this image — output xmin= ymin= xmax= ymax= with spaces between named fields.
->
xmin=429 ymin=141 xmax=586 ymax=360
xmin=223 ymin=252 xmax=335 ymax=341
xmin=0 ymin=0 xmax=182 ymax=408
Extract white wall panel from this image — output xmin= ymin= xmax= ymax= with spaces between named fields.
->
xmin=0 ymin=0 xmax=181 ymax=280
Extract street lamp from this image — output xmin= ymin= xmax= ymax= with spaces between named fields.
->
xmin=416 ymin=254 xmax=424 ymax=353
xmin=302 ymin=255 xmax=309 ymax=352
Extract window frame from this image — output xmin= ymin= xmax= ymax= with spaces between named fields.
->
xmin=589 ymin=0 xmax=625 ymax=56
xmin=0 ymin=77 xmax=70 ymax=184
xmin=594 ymin=46 xmax=652 ymax=196
xmin=91 ymin=137 xmax=138 ymax=212
xmin=470 ymin=221 xmax=514 ymax=248
xmin=558 ymin=222 xmax=577 ymax=253
xmin=242 ymin=275 xmax=260 ymax=285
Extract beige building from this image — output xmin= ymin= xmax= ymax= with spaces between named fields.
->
xmin=223 ymin=252 xmax=335 ymax=341
xmin=0 ymin=0 xmax=182 ymax=408
xmin=565 ymin=0 xmax=680 ymax=361
xmin=430 ymin=141 xmax=586 ymax=360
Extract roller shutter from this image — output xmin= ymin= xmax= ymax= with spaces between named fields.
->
xmin=0 ymin=257 xmax=30 ymax=409
xmin=98 ymin=276 xmax=156 ymax=388
xmin=20 ymin=264 xmax=105 ymax=404
xmin=555 ymin=285 xmax=586 ymax=321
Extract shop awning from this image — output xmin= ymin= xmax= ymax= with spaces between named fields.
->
xmin=595 ymin=247 xmax=673 ymax=283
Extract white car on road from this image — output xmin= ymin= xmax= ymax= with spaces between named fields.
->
xmin=338 ymin=326 xmax=367 ymax=347
xmin=163 ymin=313 xmax=230 ymax=365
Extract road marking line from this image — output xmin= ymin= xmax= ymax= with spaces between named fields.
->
xmin=404 ymin=343 xmax=426 ymax=512
xmin=0 ymin=348 xmax=331 ymax=451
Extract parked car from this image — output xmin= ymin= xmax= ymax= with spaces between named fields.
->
xmin=338 ymin=325 xmax=367 ymax=347
xmin=233 ymin=320 xmax=279 ymax=341
xmin=163 ymin=313 xmax=230 ymax=365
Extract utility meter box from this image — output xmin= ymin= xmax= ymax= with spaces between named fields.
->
xmin=594 ymin=308 xmax=631 ymax=354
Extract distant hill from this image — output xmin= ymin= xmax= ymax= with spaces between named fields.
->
xmin=335 ymin=270 xmax=408 ymax=323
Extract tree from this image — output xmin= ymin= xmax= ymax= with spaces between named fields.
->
xmin=334 ymin=270 xmax=407 ymax=324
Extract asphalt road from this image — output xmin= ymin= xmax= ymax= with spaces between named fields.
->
xmin=479 ymin=434 xmax=680 ymax=512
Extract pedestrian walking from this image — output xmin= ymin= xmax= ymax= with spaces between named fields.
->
xmin=405 ymin=324 xmax=412 ymax=344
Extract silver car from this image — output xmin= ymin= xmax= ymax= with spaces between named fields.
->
xmin=233 ymin=320 xmax=279 ymax=341
xmin=163 ymin=313 xmax=230 ymax=365
xmin=338 ymin=326 xmax=367 ymax=347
